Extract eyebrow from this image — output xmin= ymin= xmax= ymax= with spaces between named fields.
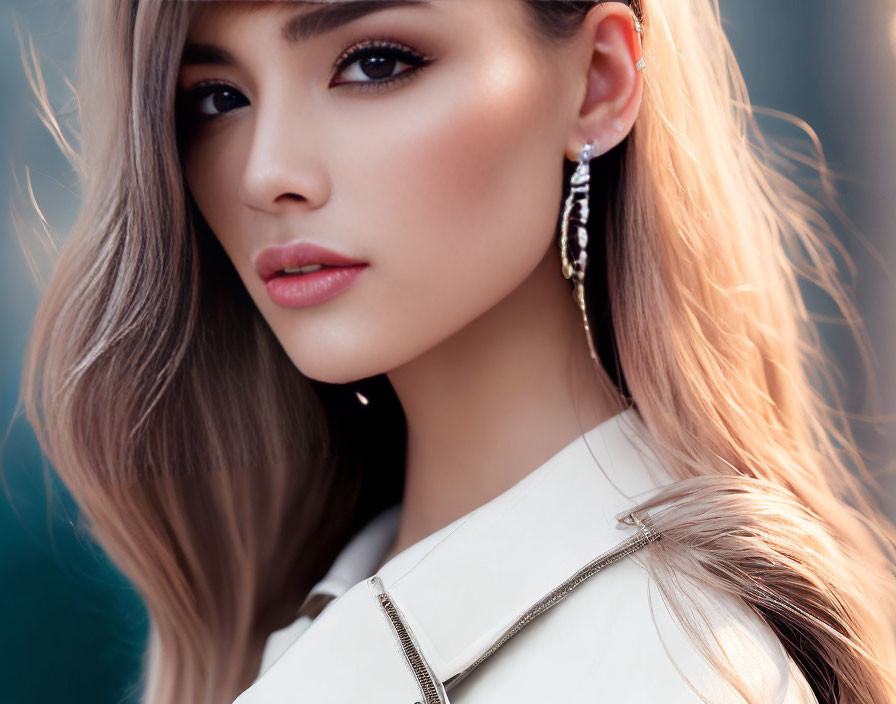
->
xmin=181 ymin=0 xmax=430 ymax=68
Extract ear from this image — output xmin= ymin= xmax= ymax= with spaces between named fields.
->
xmin=565 ymin=3 xmax=645 ymax=161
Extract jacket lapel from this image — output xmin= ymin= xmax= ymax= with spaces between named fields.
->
xmin=234 ymin=407 xmax=673 ymax=703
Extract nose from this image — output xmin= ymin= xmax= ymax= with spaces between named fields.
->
xmin=238 ymin=91 xmax=331 ymax=213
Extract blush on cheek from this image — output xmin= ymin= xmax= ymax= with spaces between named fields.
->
xmin=412 ymin=51 xmax=565 ymax=263
xmin=428 ymin=55 xmax=543 ymax=198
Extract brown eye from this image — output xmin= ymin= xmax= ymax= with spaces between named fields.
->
xmin=330 ymin=39 xmax=432 ymax=89
xmin=335 ymin=49 xmax=413 ymax=83
xmin=182 ymin=83 xmax=250 ymax=120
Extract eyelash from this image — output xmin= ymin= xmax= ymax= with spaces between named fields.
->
xmin=181 ymin=38 xmax=432 ymax=122
xmin=332 ymin=37 xmax=432 ymax=90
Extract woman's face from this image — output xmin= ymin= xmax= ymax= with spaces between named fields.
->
xmin=179 ymin=0 xmax=583 ymax=384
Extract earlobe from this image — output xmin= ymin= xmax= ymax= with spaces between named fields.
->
xmin=565 ymin=3 xmax=646 ymax=161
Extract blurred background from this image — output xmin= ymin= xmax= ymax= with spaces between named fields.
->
xmin=2 ymin=1 xmax=895 ymax=702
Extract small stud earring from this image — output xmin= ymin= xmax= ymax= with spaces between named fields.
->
xmin=560 ymin=142 xmax=599 ymax=364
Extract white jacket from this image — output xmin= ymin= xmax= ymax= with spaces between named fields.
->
xmin=234 ymin=407 xmax=819 ymax=703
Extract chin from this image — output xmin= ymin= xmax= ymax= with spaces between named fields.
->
xmin=289 ymin=356 xmax=372 ymax=386
xmin=284 ymin=344 xmax=392 ymax=386
xmin=287 ymin=332 xmax=442 ymax=386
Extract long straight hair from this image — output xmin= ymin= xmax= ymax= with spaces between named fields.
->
xmin=14 ymin=0 xmax=896 ymax=702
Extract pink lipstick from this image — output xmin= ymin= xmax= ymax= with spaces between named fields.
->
xmin=254 ymin=242 xmax=368 ymax=309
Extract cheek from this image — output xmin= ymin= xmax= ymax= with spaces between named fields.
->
xmin=350 ymin=49 xmax=566 ymax=328
xmin=182 ymin=131 xmax=248 ymax=259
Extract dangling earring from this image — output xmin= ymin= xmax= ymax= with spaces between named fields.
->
xmin=560 ymin=142 xmax=599 ymax=365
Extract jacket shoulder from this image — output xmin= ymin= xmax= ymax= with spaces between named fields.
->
xmin=447 ymin=553 xmax=819 ymax=703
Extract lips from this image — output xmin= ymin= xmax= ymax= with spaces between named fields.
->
xmin=254 ymin=241 xmax=367 ymax=284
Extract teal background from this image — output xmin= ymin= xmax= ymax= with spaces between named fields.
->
xmin=2 ymin=1 xmax=895 ymax=702
xmin=2 ymin=2 xmax=150 ymax=704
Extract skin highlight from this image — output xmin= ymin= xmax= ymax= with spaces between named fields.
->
xmin=178 ymin=0 xmax=644 ymax=561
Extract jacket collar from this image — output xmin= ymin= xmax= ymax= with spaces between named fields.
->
xmin=374 ymin=405 xmax=672 ymax=683
xmin=240 ymin=405 xmax=674 ymax=702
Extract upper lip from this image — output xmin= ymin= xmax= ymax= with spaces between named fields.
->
xmin=254 ymin=241 xmax=367 ymax=283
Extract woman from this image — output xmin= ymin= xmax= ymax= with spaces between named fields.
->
xmin=17 ymin=0 xmax=896 ymax=702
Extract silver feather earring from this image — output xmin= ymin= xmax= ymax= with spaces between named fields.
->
xmin=560 ymin=142 xmax=599 ymax=365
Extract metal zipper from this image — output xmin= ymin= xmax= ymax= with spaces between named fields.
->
xmin=369 ymin=574 xmax=450 ymax=704
xmin=442 ymin=512 xmax=662 ymax=691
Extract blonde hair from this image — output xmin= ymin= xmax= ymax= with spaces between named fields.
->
xmin=13 ymin=0 xmax=896 ymax=702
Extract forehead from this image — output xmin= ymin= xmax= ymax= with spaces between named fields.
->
xmin=187 ymin=0 xmax=434 ymax=40
xmin=180 ymin=0 xmax=543 ymax=71
xmin=183 ymin=0 xmax=538 ymax=39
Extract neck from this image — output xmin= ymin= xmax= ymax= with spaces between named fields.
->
xmin=382 ymin=244 xmax=623 ymax=564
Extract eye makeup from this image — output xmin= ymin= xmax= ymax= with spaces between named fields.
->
xmin=329 ymin=37 xmax=434 ymax=89
xmin=176 ymin=36 xmax=435 ymax=125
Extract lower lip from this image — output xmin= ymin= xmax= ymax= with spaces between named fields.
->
xmin=265 ymin=265 xmax=368 ymax=308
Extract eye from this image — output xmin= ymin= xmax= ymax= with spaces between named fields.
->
xmin=180 ymin=82 xmax=249 ymax=121
xmin=330 ymin=38 xmax=432 ymax=90
xmin=176 ymin=38 xmax=432 ymax=125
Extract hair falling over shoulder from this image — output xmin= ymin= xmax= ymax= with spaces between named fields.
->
xmin=12 ymin=0 xmax=896 ymax=702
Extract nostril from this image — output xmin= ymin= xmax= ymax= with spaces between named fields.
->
xmin=275 ymin=193 xmax=305 ymax=203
